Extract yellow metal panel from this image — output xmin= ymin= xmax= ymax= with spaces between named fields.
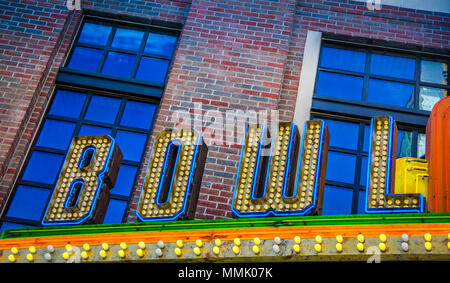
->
xmin=394 ymin=157 xmax=428 ymax=198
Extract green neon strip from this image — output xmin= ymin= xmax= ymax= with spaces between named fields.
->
xmin=2 ymin=213 xmax=450 ymax=239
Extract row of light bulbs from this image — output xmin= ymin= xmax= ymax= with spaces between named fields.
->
xmin=5 ymin=232 xmax=450 ymax=262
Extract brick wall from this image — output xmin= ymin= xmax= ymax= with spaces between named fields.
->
xmin=0 ymin=0 xmax=448 ymax=221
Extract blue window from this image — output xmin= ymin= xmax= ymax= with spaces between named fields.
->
xmin=367 ymin=79 xmax=414 ymax=108
xmin=370 ymin=53 xmax=415 ymax=80
xmin=102 ymin=52 xmax=136 ymax=77
xmin=319 ymin=47 xmax=366 ymax=73
xmin=112 ymin=28 xmax=144 ymax=51
xmin=312 ymin=43 xmax=446 ymax=215
xmin=77 ymin=22 xmax=112 ymax=46
xmin=66 ymin=20 xmax=178 ymax=84
xmin=68 ymin=47 xmax=103 ymax=72
xmin=2 ymin=89 xmax=157 ymax=228
xmin=145 ymin=33 xmax=178 ymax=56
xmin=315 ymin=71 xmax=363 ymax=101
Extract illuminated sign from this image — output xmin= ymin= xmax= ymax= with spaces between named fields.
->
xmin=426 ymin=96 xmax=450 ymax=212
xmin=365 ymin=116 xmax=425 ymax=213
xmin=232 ymin=120 xmax=329 ymax=217
xmin=42 ymin=135 xmax=122 ymax=226
xmin=136 ymin=128 xmax=207 ymax=222
xmin=394 ymin=157 xmax=428 ymax=198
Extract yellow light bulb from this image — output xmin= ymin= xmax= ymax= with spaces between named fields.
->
xmin=29 ymin=246 xmax=36 ymax=254
xmin=174 ymin=247 xmax=182 ymax=256
xmin=118 ymin=250 xmax=125 ymax=258
xmin=293 ymin=244 xmax=301 ymax=253
xmin=65 ymin=244 xmax=72 ymax=252
xmin=138 ymin=241 xmax=146 ymax=249
xmin=8 ymin=254 xmax=16 ymax=262
xmin=215 ymin=239 xmax=221 ymax=246
xmin=424 ymin=233 xmax=432 ymax=242
xmin=315 ymin=235 xmax=322 ymax=244
xmin=234 ymin=238 xmax=241 ymax=246
xmin=314 ymin=243 xmax=321 ymax=252
xmin=176 ymin=240 xmax=183 ymax=248
xmin=252 ymin=245 xmax=260 ymax=254
xmin=336 ymin=243 xmax=343 ymax=252
xmin=378 ymin=242 xmax=386 ymax=252
xmin=11 ymin=247 xmax=18 ymax=255
xmin=83 ymin=243 xmax=90 ymax=251
xmin=99 ymin=250 xmax=107 ymax=259
xmin=336 ymin=235 xmax=343 ymax=243
xmin=357 ymin=242 xmax=364 ymax=252
xmin=232 ymin=245 xmax=240 ymax=255
xmin=193 ymin=247 xmax=201 ymax=255
xmin=195 ymin=239 xmax=203 ymax=247
xmin=294 ymin=236 xmax=301 ymax=244
xmin=26 ymin=253 xmax=34 ymax=262
xmin=357 ymin=234 xmax=364 ymax=243
xmin=102 ymin=243 xmax=109 ymax=251
xmin=424 ymin=242 xmax=432 ymax=251
xmin=81 ymin=251 xmax=88 ymax=259
xmin=447 ymin=242 xmax=450 ymax=250
xmin=254 ymin=237 xmax=261 ymax=245
xmin=379 ymin=234 xmax=387 ymax=242
xmin=63 ymin=252 xmax=70 ymax=260
xmin=136 ymin=249 xmax=144 ymax=257
xmin=119 ymin=242 xmax=127 ymax=250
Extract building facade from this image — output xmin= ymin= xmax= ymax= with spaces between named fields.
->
xmin=0 ymin=0 xmax=449 ymax=263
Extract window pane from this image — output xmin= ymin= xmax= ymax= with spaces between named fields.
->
xmin=110 ymin=165 xmax=138 ymax=197
xmin=36 ymin=120 xmax=75 ymax=150
xmin=421 ymin=60 xmax=448 ymax=85
xmin=397 ymin=130 xmax=413 ymax=158
xmin=322 ymin=186 xmax=353 ymax=215
xmin=78 ymin=125 xmax=112 ymax=136
xmin=357 ymin=190 xmax=366 ymax=214
xmin=135 ymin=57 xmax=169 ymax=83
xmin=315 ymin=71 xmax=363 ymax=101
xmin=318 ymin=118 xmax=359 ymax=150
xmin=48 ymin=90 xmax=86 ymax=118
xmin=370 ymin=53 xmax=415 ymax=80
xmin=103 ymin=199 xmax=127 ymax=224
xmin=101 ymin=52 xmax=136 ymax=77
xmin=22 ymin=152 xmax=64 ymax=184
xmin=144 ymin=33 xmax=177 ymax=56
xmin=419 ymin=86 xmax=446 ymax=111
xmin=115 ymin=130 xmax=148 ymax=162
xmin=326 ymin=151 xmax=357 ymax=184
xmin=77 ymin=22 xmax=112 ymax=46
xmin=6 ymin=185 xmax=51 ymax=221
xmin=319 ymin=47 xmax=366 ymax=73
xmin=120 ymin=101 xmax=157 ymax=130
xmin=417 ymin=133 xmax=426 ymax=159
xmin=360 ymin=156 xmax=368 ymax=186
xmin=84 ymin=95 xmax=121 ymax=124
xmin=367 ymin=79 xmax=414 ymax=108
xmin=363 ymin=125 xmax=370 ymax=152
xmin=111 ymin=28 xmax=144 ymax=51
xmin=68 ymin=47 xmax=103 ymax=72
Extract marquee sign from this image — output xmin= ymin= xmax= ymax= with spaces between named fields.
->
xmin=136 ymin=128 xmax=207 ymax=222
xmin=42 ymin=135 xmax=122 ymax=226
xmin=34 ymin=96 xmax=450 ymax=229
xmin=231 ymin=120 xmax=329 ymax=217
